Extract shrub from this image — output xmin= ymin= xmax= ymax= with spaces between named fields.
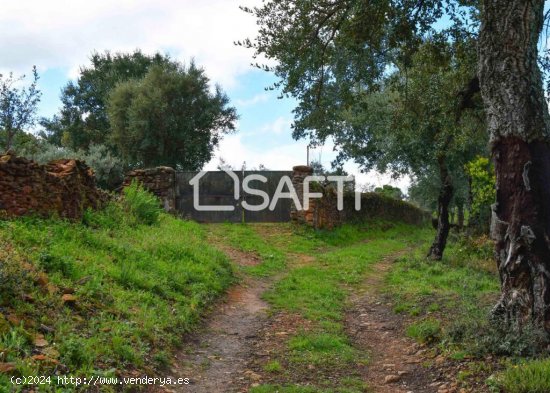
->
xmin=60 ymin=336 xmax=93 ymax=368
xmin=20 ymin=142 xmax=124 ymax=190
xmin=472 ymin=320 xmax=548 ymax=357
xmin=38 ymin=252 xmax=75 ymax=278
xmin=122 ymin=180 xmax=162 ymax=225
xmin=406 ymin=319 xmax=441 ymax=344
xmin=82 ymin=201 xmax=125 ymax=229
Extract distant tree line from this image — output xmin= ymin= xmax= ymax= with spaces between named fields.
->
xmin=1 ymin=50 xmax=238 ymax=189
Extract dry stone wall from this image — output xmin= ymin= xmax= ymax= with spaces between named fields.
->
xmin=122 ymin=164 xmax=429 ymax=227
xmin=123 ymin=167 xmax=176 ymax=213
xmin=0 ymin=152 xmax=106 ymax=219
xmin=290 ymin=165 xmax=430 ymax=229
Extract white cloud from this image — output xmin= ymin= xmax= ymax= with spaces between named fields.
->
xmin=235 ymin=93 xmax=269 ymax=107
xmin=0 ymin=0 xmax=262 ymax=88
xmin=258 ymin=116 xmax=293 ymax=135
xmin=205 ymin=133 xmax=310 ymax=171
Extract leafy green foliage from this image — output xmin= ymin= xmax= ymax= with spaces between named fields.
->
xmin=108 ymin=62 xmax=237 ymax=169
xmin=465 ymin=156 xmax=495 ymax=228
xmin=492 ymin=359 xmax=550 ymax=393
xmin=122 ymin=180 xmax=162 ymax=226
xmin=242 ymin=1 xmax=485 ymax=259
xmin=0 ymin=204 xmax=233 ymax=386
xmin=0 ymin=67 xmax=41 ymax=151
xmin=374 ymin=185 xmax=404 ymax=200
xmin=241 ymin=1 xmax=482 ymax=170
xmin=239 ymin=1 xmax=463 ymax=142
xmin=20 ymin=141 xmax=125 ymax=190
xmin=40 ymin=50 xmax=236 ymax=172
xmin=406 ymin=319 xmax=441 ymax=343
xmin=40 ymin=50 xmax=175 ymax=151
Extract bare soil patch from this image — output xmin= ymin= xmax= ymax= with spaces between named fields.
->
xmin=169 ymin=277 xmax=270 ymax=393
xmin=214 ymin=242 xmax=263 ymax=267
xmin=165 ymin=233 xmax=272 ymax=393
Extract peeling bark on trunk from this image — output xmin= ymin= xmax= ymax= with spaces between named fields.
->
xmin=428 ymin=156 xmax=453 ymax=261
xmin=479 ymin=0 xmax=550 ymax=333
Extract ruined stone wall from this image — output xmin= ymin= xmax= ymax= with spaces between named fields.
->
xmin=0 ymin=153 xmax=106 ymax=219
xmin=123 ymin=167 xmax=176 ymax=213
xmin=290 ymin=166 xmax=314 ymax=224
xmin=290 ymin=166 xmax=430 ymax=229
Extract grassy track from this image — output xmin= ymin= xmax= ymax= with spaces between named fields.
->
xmin=211 ymin=222 xmax=433 ymax=392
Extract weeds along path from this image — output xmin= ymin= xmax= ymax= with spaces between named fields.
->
xmin=169 ymin=225 xmax=301 ymax=393
xmin=345 ymin=251 xmax=444 ymax=393
xmin=170 ymin=275 xmax=271 ymax=393
xmin=169 ymin=223 xmax=440 ymax=393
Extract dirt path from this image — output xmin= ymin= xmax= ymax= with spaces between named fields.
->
xmin=166 ymin=229 xmax=459 ymax=393
xmin=345 ymin=252 xmax=458 ymax=393
xmin=168 ymin=244 xmax=272 ymax=393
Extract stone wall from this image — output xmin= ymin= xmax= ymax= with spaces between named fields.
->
xmin=123 ymin=167 xmax=176 ymax=213
xmin=290 ymin=165 xmax=314 ymax=224
xmin=290 ymin=166 xmax=430 ymax=229
xmin=0 ymin=152 xmax=106 ymax=219
xmin=342 ymin=193 xmax=431 ymax=226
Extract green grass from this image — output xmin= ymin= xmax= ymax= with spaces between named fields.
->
xmin=288 ymin=331 xmax=359 ymax=366
xmin=263 ymin=360 xmax=283 ymax=373
xmin=406 ymin=319 xmax=441 ymax=344
xmin=381 ymin=233 xmax=550 ymax=390
xmin=384 ymin=235 xmax=501 ymax=352
xmin=250 ymin=383 xmax=368 ymax=393
xmin=265 ymin=224 xmax=432 ymax=322
xmin=250 ymin=378 xmax=370 ymax=393
xmin=491 ymin=359 xmax=550 ymax=393
xmin=245 ymin=222 xmax=432 ymax=391
xmin=208 ymin=223 xmax=287 ymax=276
xmin=250 ymin=385 xmax=321 ymax=393
xmin=0 ymin=200 xmax=233 ymax=391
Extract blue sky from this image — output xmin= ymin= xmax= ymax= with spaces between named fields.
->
xmin=2 ymin=0 xmax=410 ymax=191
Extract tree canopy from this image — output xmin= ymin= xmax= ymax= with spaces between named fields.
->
xmin=41 ymin=50 xmax=175 ymax=151
xmin=0 ymin=67 xmax=41 ymax=152
xmin=374 ymin=185 xmax=405 ymax=201
xmin=107 ymin=63 xmax=237 ymax=170
xmin=242 ymin=4 xmax=485 ymax=259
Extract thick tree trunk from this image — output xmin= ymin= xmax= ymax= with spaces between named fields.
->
xmin=479 ymin=0 xmax=550 ymax=333
xmin=428 ymin=156 xmax=454 ymax=260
